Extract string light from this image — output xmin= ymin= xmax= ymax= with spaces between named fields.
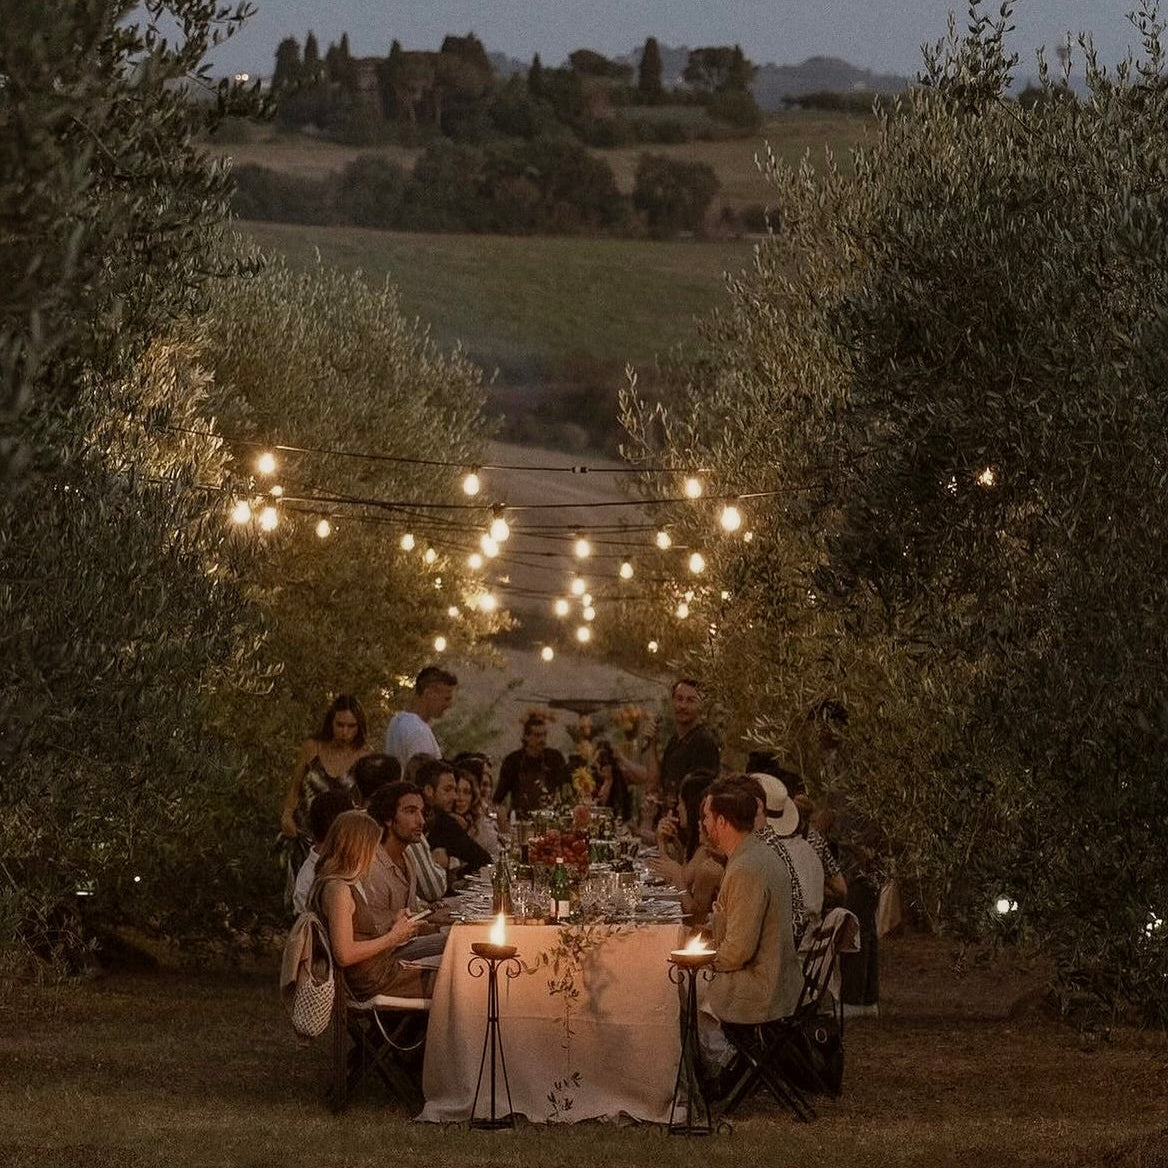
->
xmin=468 ymin=552 xmax=484 ymax=570
xmin=719 ymin=504 xmax=742 ymax=533
xmin=684 ymin=476 xmax=703 ymax=499
xmin=619 ymin=561 xmax=634 ymax=580
xmin=541 ymin=646 xmax=554 ymax=662
xmin=475 ymin=592 xmax=499 ymax=613
xmin=269 ymin=484 xmax=285 ymax=499
xmin=647 ymin=640 xmax=659 ymax=653
xmin=688 ymin=552 xmax=706 ymax=574
xmin=676 ymin=601 xmax=690 ymax=619
xmin=743 ymin=531 xmax=754 ymax=543
xmin=256 ymin=452 xmax=277 ymax=475
xmin=553 ymin=598 xmax=570 ymax=617
xmin=423 ymin=547 xmax=438 ymax=565
xmin=480 ymin=534 xmax=500 ymax=558
xmin=400 ymin=532 xmax=416 ymax=551
xmin=447 ymin=605 xmax=460 ymax=618
xmin=314 ymin=519 xmax=331 ymax=539
xmin=489 ymin=515 xmax=511 ymax=542
xmin=583 ymin=606 xmax=596 ymax=622
xmin=433 ymin=635 xmax=447 ymax=652
xmin=575 ymin=626 xmax=591 ymax=643
xmin=581 ymin=593 xmax=593 ymax=607
xmin=570 ymin=576 xmax=587 ymax=596
xmin=258 ymin=505 xmax=279 ymax=532
xmin=574 ymin=537 xmax=592 ymax=559
xmin=655 ymin=530 xmax=672 ymax=550
xmin=462 ymin=470 xmax=481 ymax=496
xmin=977 ymin=467 xmax=997 ymax=488
xmin=994 ymin=897 xmax=1018 ymax=915
xmin=230 ymin=500 xmax=252 ymax=524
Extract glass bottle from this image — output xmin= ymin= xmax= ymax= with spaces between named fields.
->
xmin=492 ymin=852 xmax=514 ymax=916
xmin=549 ymin=855 xmax=571 ymax=922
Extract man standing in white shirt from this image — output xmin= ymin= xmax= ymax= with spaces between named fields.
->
xmin=384 ymin=665 xmax=457 ymax=771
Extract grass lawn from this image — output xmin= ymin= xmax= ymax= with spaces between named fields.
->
xmin=236 ymin=222 xmax=755 ymax=377
xmin=2 ymin=932 xmax=1166 ymax=1168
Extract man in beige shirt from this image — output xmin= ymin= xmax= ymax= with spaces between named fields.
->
xmin=703 ymin=777 xmax=802 ymax=1026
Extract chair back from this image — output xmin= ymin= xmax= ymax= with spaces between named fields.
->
xmin=794 ymin=907 xmax=860 ymax=1016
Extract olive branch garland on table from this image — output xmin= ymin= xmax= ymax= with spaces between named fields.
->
xmin=522 ymin=920 xmax=633 ymax=1121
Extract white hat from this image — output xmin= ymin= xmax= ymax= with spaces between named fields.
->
xmin=750 ymin=773 xmax=799 ymax=836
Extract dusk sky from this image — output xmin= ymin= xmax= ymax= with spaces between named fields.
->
xmin=209 ymin=1 xmax=1146 ymax=82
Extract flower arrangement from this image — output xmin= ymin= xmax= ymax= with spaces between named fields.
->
xmin=529 ymin=828 xmax=589 ymax=874
xmin=611 ymin=704 xmax=643 ymax=742
xmin=571 ymin=766 xmax=595 ymax=801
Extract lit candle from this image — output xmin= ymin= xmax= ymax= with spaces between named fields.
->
xmin=471 ymin=912 xmax=518 ymax=959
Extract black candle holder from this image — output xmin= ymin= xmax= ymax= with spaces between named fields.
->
xmin=468 ymin=946 xmax=522 ymax=1129
xmin=667 ymin=957 xmax=717 ymax=1136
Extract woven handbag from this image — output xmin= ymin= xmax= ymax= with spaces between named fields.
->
xmin=290 ymin=915 xmax=335 ymax=1039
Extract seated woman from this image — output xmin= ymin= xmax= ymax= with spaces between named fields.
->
xmin=452 ymin=757 xmax=500 ymax=859
xmin=647 ymin=768 xmax=724 ymax=926
xmin=312 ymin=809 xmax=429 ymax=999
xmin=591 ymin=738 xmax=633 ymax=824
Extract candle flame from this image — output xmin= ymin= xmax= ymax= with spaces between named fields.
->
xmin=489 ymin=913 xmax=507 ymax=947
xmin=684 ymin=933 xmax=711 ymax=955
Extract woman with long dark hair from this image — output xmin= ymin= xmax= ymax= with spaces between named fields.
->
xmin=647 ymin=768 xmax=723 ymax=925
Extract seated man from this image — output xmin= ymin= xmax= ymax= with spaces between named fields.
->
xmin=351 ymin=752 xmax=401 ymax=808
xmin=292 ymin=788 xmax=354 ymax=915
xmin=418 ymin=758 xmax=491 ymax=885
xmin=702 ymin=777 xmax=802 ymax=1035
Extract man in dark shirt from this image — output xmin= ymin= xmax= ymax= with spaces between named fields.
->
xmin=493 ymin=714 xmax=568 ymax=817
xmin=646 ymin=678 xmax=720 ymax=816
xmin=418 ymin=758 xmax=491 ymax=880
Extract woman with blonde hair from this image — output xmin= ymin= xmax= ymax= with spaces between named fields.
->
xmin=311 ymin=810 xmax=426 ymax=999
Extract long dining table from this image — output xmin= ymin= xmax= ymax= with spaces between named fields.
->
xmin=418 ymin=919 xmax=685 ymax=1124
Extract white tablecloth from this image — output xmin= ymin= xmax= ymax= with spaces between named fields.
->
xmin=419 ymin=921 xmax=684 ymax=1124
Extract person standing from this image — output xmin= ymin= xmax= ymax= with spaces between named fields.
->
xmin=642 ymin=679 xmax=721 ymax=818
xmin=383 ymin=666 xmax=457 ymax=772
xmin=493 ymin=713 xmax=568 ymax=817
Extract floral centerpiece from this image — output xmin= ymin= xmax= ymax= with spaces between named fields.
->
xmin=529 ymin=828 xmax=590 ymax=875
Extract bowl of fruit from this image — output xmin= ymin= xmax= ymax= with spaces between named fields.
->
xmin=529 ymin=828 xmax=590 ymax=876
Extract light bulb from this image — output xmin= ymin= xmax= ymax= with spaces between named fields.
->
xmin=423 ymin=547 xmax=438 ymax=565
xmin=258 ymin=505 xmax=278 ymax=532
xmin=720 ymin=504 xmax=742 ymax=533
xmin=676 ymin=601 xmax=689 ymax=619
xmin=480 ymin=534 xmax=500 ymax=558
xmin=655 ymin=530 xmax=672 ymax=550
xmin=575 ymin=626 xmax=591 ymax=644
xmin=583 ymin=606 xmax=596 ymax=621
xmin=478 ymin=593 xmax=498 ymax=613
xmin=684 ymin=476 xmax=703 ymax=499
xmin=315 ymin=519 xmax=331 ymax=539
xmin=553 ymin=598 xmax=570 ymax=617
xmin=256 ymin=451 xmax=277 ymax=475
xmin=581 ymin=593 xmax=593 ymax=607
xmin=468 ymin=552 xmax=484 ymax=570
xmin=574 ymin=537 xmax=591 ymax=559
xmin=400 ymin=532 xmax=416 ymax=552
xmin=269 ymin=484 xmax=284 ymax=499
xmin=688 ymin=552 xmax=706 ymax=574
xmin=462 ymin=470 xmax=481 ymax=496
xmin=230 ymin=500 xmax=252 ymax=525
xmin=433 ymin=635 xmax=447 ymax=653
xmin=570 ymin=576 xmax=586 ymax=596
xmin=977 ymin=467 xmax=996 ymax=488
xmin=619 ymin=561 xmax=634 ymax=580
xmin=541 ymin=646 xmax=554 ymax=662
xmin=743 ymin=531 xmax=754 ymax=543
xmin=647 ymin=640 xmax=659 ymax=653
xmin=489 ymin=516 xmax=510 ymax=542
xmin=447 ymin=605 xmax=460 ymax=618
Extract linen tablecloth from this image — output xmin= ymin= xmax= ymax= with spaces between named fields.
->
xmin=419 ymin=921 xmax=684 ymax=1123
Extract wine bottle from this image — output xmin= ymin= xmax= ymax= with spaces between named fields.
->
xmin=549 ymin=856 xmax=571 ymax=922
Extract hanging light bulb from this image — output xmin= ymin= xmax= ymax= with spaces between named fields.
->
xmin=400 ymin=532 xmax=416 ymax=552
xmin=315 ymin=519 xmax=332 ymax=539
xmin=574 ymin=537 xmax=591 ymax=559
xmin=447 ymin=605 xmax=460 ymax=618
xmin=581 ymin=593 xmax=593 ymax=607
xmin=655 ymin=530 xmax=672 ymax=550
xmin=688 ymin=552 xmax=706 ymax=574
xmin=462 ymin=469 xmax=481 ymax=496
xmin=575 ymin=625 xmax=591 ymax=644
xmin=647 ymin=640 xmax=659 ymax=653
xmin=256 ymin=451 xmax=277 ymax=476
xmin=258 ymin=505 xmax=279 ymax=532
xmin=477 ymin=592 xmax=499 ymax=613
xmin=570 ymin=576 xmax=586 ymax=596
xmin=433 ymin=635 xmax=447 ymax=653
xmin=480 ymin=534 xmax=500 ymax=558
xmin=489 ymin=515 xmax=511 ymax=542
xmin=540 ymin=646 xmax=555 ymax=662
xmin=583 ymin=605 xmax=596 ymax=622
xmin=619 ymin=560 xmax=634 ymax=580
xmin=423 ymin=547 xmax=438 ymax=565
xmin=684 ymin=475 xmax=703 ymax=499
xmin=468 ymin=552 xmax=484 ymax=570
xmin=720 ymin=504 xmax=743 ymax=533
xmin=230 ymin=500 xmax=252 ymax=525
xmin=553 ymin=598 xmax=570 ymax=617
xmin=743 ymin=531 xmax=755 ymax=543
xmin=269 ymin=484 xmax=284 ymax=499
xmin=676 ymin=601 xmax=690 ymax=619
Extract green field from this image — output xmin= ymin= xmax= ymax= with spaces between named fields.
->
xmin=237 ymin=221 xmax=757 ymax=377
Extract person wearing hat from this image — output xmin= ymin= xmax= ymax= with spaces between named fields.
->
xmin=754 ymin=772 xmax=825 ymax=918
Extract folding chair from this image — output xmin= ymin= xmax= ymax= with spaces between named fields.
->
xmin=326 ymin=966 xmax=432 ymax=1114
xmin=719 ymin=908 xmax=860 ymax=1122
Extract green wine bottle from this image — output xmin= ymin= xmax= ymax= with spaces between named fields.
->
xmin=549 ymin=856 xmax=571 ymax=922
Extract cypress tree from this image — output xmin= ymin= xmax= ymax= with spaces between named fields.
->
xmin=638 ymin=36 xmax=664 ymax=101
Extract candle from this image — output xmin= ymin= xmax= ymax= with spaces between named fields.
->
xmin=472 ymin=913 xmax=518 ymax=959
xmin=670 ymin=934 xmax=716 ymax=968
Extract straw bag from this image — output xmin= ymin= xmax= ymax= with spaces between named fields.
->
xmin=285 ymin=912 xmax=335 ymax=1039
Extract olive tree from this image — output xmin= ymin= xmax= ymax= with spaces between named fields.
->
xmin=620 ymin=2 xmax=1168 ymax=1019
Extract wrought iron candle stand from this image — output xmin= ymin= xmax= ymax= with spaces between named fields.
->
xmin=667 ymin=951 xmax=717 ymax=1136
xmin=468 ymin=942 xmax=522 ymax=1129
